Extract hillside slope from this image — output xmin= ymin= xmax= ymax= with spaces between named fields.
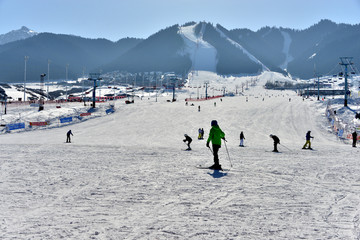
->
xmin=1 ymin=72 xmax=359 ymax=239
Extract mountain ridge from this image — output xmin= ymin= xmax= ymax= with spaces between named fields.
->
xmin=0 ymin=26 xmax=38 ymax=45
xmin=0 ymin=19 xmax=359 ymax=82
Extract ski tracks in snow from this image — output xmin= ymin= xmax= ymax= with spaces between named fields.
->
xmin=2 ymin=88 xmax=360 ymax=239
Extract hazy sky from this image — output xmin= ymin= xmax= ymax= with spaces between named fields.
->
xmin=1 ymin=0 xmax=360 ymax=41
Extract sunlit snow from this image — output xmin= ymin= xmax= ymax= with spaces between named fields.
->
xmin=1 ymin=71 xmax=359 ymax=239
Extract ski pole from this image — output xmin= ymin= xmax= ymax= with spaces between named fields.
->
xmin=208 ymin=146 xmax=213 ymax=154
xmin=223 ymin=139 xmax=233 ymax=167
xmin=280 ymin=143 xmax=292 ymax=152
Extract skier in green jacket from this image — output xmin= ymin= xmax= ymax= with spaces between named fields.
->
xmin=206 ymin=120 xmax=225 ymax=170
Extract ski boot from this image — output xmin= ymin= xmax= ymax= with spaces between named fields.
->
xmin=209 ymin=164 xmax=222 ymax=170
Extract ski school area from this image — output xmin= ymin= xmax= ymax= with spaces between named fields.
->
xmin=1 ymin=71 xmax=360 ymax=239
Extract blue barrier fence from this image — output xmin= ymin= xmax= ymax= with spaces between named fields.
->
xmin=1 ymin=105 xmax=116 ymax=134
xmin=7 ymin=123 xmax=25 ymax=131
xmin=106 ymin=108 xmax=115 ymax=114
xmin=60 ymin=117 xmax=73 ymax=123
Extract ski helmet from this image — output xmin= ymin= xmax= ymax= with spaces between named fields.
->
xmin=211 ymin=120 xmax=218 ymax=126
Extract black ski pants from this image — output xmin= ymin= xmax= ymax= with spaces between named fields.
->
xmin=212 ymin=144 xmax=221 ymax=165
xmin=274 ymin=142 xmax=278 ymax=152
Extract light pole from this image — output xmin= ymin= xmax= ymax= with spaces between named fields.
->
xmin=24 ymin=56 xmax=29 ymax=102
xmin=65 ymin=64 xmax=69 ymax=101
xmin=172 ymin=78 xmax=176 ymax=102
xmin=316 ymin=75 xmax=322 ymax=100
xmin=39 ymin=74 xmax=46 ymax=111
xmin=47 ymin=59 xmax=51 ymax=99
xmin=155 ymin=83 xmax=158 ymax=102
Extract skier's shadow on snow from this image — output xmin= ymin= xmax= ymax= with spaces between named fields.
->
xmin=207 ymin=170 xmax=227 ymax=178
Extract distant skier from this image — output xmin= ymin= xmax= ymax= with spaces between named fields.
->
xmin=183 ymin=134 xmax=192 ymax=150
xmin=206 ymin=120 xmax=225 ymax=170
xmin=198 ymin=128 xmax=204 ymax=140
xmin=239 ymin=131 xmax=245 ymax=147
xmin=270 ymin=134 xmax=280 ymax=152
xmin=302 ymin=131 xmax=314 ymax=150
xmin=198 ymin=128 xmax=202 ymax=140
xmin=198 ymin=105 xmax=201 ymax=112
xmin=66 ymin=130 xmax=73 ymax=143
xmin=352 ymin=131 xmax=358 ymax=147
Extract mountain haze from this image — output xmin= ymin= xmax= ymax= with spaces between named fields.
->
xmin=0 ymin=20 xmax=359 ymax=82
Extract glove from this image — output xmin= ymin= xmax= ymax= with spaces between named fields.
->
xmin=206 ymin=142 xmax=210 ymax=148
xmin=183 ymin=140 xmax=186 ymax=142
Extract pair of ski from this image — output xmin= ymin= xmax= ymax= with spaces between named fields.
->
xmin=196 ymin=165 xmax=230 ymax=171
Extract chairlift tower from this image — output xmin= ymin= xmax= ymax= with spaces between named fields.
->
xmin=39 ymin=74 xmax=46 ymax=111
xmin=172 ymin=77 xmax=176 ymax=102
xmin=204 ymin=81 xmax=209 ymax=99
xmin=47 ymin=59 xmax=51 ymax=99
xmin=88 ymin=73 xmax=102 ymax=108
xmin=24 ymin=56 xmax=29 ymax=102
xmin=339 ymin=57 xmax=353 ymax=107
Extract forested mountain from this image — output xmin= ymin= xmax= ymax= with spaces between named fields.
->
xmin=0 ymin=19 xmax=359 ymax=82
xmin=0 ymin=33 xmax=142 ymax=82
xmin=101 ymin=25 xmax=192 ymax=74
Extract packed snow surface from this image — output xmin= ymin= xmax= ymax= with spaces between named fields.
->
xmin=1 ymin=71 xmax=360 ymax=239
xmin=179 ymin=23 xmax=217 ymax=72
xmin=280 ymin=31 xmax=294 ymax=70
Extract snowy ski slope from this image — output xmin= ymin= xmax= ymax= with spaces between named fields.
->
xmin=179 ymin=23 xmax=217 ymax=72
xmin=1 ymin=71 xmax=359 ymax=239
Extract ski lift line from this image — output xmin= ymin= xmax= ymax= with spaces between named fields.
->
xmin=349 ymin=63 xmax=360 ymax=76
xmin=323 ymin=62 xmax=343 ymax=77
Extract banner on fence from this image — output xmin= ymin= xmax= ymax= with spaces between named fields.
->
xmin=87 ymin=108 xmax=96 ymax=113
xmin=106 ymin=108 xmax=115 ymax=114
xmin=338 ymin=129 xmax=344 ymax=138
xmin=60 ymin=117 xmax=73 ymax=123
xmin=30 ymin=103 xmax=39 ymax=107
xmin=7 ymin=123 xmax=25 ymax=130
xmin=80 ymin=112 xmax=91 ymax=117
xmin=30 ymin=122 xmax=48 ymax=126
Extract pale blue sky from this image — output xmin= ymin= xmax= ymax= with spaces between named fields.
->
xmin=1 ymin=0 xmax=360 ymax=41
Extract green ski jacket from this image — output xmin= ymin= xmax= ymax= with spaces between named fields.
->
xmin=207 ymin=125 xmax=225 ymax=146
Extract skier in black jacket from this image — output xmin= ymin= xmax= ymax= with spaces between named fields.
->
xmin=352 ymin=131 xmax=358 ymax=147
xmin=183 ymin=134 xmax=192 ymax=150
xmin=66 ymin=130 xmax=73 ymax=143
xmin=270 ymin=134 xmax=280 ymax=152
xmin=239 ymin=131 xmax=245 ymax=147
